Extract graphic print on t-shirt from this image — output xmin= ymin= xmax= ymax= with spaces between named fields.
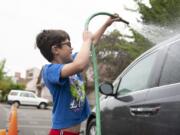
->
xmin=69 ymin=75 xmax=85 ymax=111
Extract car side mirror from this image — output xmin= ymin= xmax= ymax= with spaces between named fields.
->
xmin=99 ymin=82 xmax=114 ymax=96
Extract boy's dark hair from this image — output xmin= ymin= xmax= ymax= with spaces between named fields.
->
xmin=36 ymin=30 xmax=70 ymax=62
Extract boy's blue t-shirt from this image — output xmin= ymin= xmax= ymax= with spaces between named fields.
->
xmin=42 ymin=53 xmax=91 ymax=129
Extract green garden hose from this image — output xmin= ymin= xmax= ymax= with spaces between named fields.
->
xmin=85 ymin=12 xmax=129 ymax=135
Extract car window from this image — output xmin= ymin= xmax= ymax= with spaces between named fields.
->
xmin=117 ymin=52 xmax=158 ymax=95
xmin=159 ymin=44 xmax=180 ymax=86
xmin=10 ymin=91 xmax=18 ymax=96
xmin=28 ymin=93 xmax=35 ymax=98
xmin=20 ymin=93 xmax=29 ymax=97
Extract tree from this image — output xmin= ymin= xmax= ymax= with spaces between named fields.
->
xmin=0 ymin=59 xmax=25 ymax=101
xmin=0 ymin=59 xmax=6 ymax=81
xmin=137 ymin=0 xmax=180 ymax=27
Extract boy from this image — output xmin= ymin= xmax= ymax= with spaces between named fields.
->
xmin=36 ymin=15 xmax=121 ymax=135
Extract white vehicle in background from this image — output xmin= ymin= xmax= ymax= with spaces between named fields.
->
xmin=7 ymin=90 xmax=49 ymax=109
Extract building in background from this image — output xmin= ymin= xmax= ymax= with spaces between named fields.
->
xmin=25 ymin=67 xmax=52 ymax=101
xmin=36 ymin=68 xmax=52 ymax=102
xmin=12 ymin=72 xmax=27 ymax=85
xmin=25 ymin=67 xmax=40 ymax=92
xmin=25 ymin=67 xmax=40 ymax=82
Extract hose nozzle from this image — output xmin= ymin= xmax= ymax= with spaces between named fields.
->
xmin=118 ymin=17 xmax=129 ymax=25
xmin=111 ymin=14 xmax=129 ymax=25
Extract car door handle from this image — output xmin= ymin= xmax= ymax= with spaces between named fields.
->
xmin=129 ymin=106 xmax=160 ymax=117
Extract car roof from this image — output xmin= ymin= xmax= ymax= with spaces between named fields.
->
xmin=10 ymin=90 xmax=24 ymax=92
xmin=10 ymin=90 xmax=33 ymax=93
xmin=141 ymin=34 xmax=180 ymax=57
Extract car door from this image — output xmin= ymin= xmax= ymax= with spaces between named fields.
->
xmin=19 ymin=92 xmax=37 ymax=105
xmin=141 ymin=42 xmax=180 ymax=135
xmin=100 ymin=49 xmax=163 ymax=135
xmin=19 ymin=92 xmax=30 ymax=105
xmin=27 ymin=92 xmax=39 ymax=105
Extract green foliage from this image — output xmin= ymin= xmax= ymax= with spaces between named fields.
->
xmin=0 ymin=59 xmax=25 ymax=102
xmin=136 ymin=0 xmax=180 ymax=26
xmin=0 ymin=59 xmax=6 ymax=80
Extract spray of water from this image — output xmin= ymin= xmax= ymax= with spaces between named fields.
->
xmin=127 ymin=17 xmax=180 ymax=45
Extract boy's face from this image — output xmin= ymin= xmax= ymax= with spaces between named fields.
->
xmin=54 ymin=39 xmax=73 ymax=63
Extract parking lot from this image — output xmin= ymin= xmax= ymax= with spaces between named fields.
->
xmin=0 ymin=103 xmax=51 ymax=135
xmin=0 ymin=103 xmax=86 ymax=135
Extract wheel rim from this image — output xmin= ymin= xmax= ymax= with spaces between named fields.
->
xmin=89 ymin=125 xmax=96 ymax=135
xmin=40 ymin=103 xmax=45 ymax=109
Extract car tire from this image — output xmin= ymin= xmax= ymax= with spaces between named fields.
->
xmin=13 ymin=101 xmax=20 ymax=108
xmin=38 ymin=102 xmax=47 ymax=109
xmin=86 ymin=118 xmax=96 ymax=135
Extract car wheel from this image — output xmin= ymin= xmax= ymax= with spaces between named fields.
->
xmin=38 ymin=102 xmax=47 ymax=109
xmin=86 ymin=118 xmax=96 ymax=135
xmin=13 ymin=101 xmax=20 ymax=108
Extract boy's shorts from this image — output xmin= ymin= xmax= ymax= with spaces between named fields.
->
xmin=49 ymin=129 xmax=80 ymax=135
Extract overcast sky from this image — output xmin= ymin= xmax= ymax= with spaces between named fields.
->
xmin=0 ymin=0 xmax=148 ymax=77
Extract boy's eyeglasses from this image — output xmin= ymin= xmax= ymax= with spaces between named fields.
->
xmin=60 ymin=41 xmax=71 ymax=48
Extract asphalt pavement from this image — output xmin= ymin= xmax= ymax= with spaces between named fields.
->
xmin=0 ymin=103 xmax=86 ymax=135
xmin=0 ymin=103 xmax=9 ymax=130
xmin=0 ymin=103 xmax=51 ymax=135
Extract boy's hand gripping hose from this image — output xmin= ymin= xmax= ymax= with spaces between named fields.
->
xmin=84 ymin=12 xmax=129 ymax=135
